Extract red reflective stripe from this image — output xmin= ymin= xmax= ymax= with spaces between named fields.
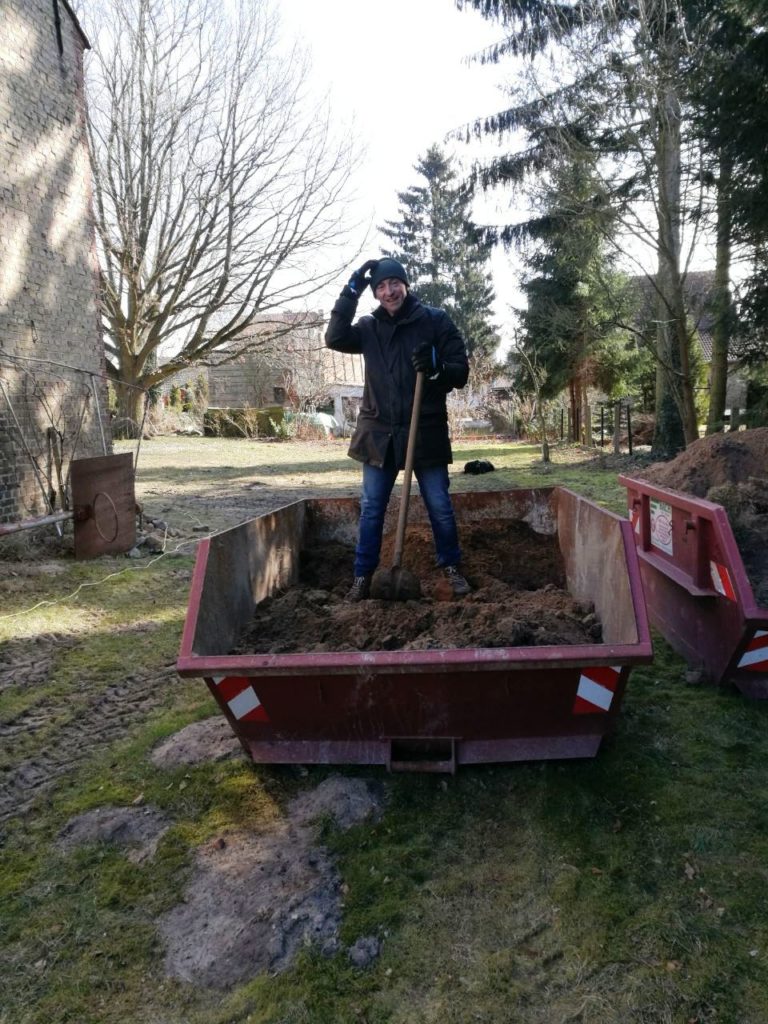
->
xmin=738 ymin=631 xmax=768 ymax=672
xmin=573 ymin=695 xmax=599 ymax=715
xmin=240 ymin=704 xmax=269 ymax=723
xmin=214 ymin=676 xmax=270 ymax=722
xmin=216 ymin=676 xmax=251 ymax=702
xmin=710 ymin=561 xmax=736 ymax=601
xmin=573 ymin=665 xmax=621 ymax=715
xmin=580 ymin=665 xmax=619 ymax=691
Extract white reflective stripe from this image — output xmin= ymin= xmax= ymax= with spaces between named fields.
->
xmin=754 ymin=631 xmax=768 ymax=640
xmin=738 ymin=647 xmax=768 ymax=669
xmin=576 ymin=676 xmax=613 ymax=711
xmin=228 ymin=687 xmax=260 ymax=719
xmin=212 ymin=675 xmax=224 ymax=685
xmin=710 ymin=562 xmax=725 ymax=595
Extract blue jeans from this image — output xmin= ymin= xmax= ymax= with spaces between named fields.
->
xmin=354 ymin=458 xmax=462 ymax=577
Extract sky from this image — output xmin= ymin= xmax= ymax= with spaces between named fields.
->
xmin=278 ymin=0 xmax=524 ymax=341
xmin=278 ymin=0 xmax=726 ymax=350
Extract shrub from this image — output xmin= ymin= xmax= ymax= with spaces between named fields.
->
xmin=203 ymin=405 xmax=287 ymax=438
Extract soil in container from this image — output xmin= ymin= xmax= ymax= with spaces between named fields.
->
xmin=233 ymin=518 xmax=602 ymax=655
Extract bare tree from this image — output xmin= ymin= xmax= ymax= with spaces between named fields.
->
xmin=84 ymin=0 xmax=357 ymax=433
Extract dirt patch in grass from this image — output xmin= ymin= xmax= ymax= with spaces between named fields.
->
xmin=150 ymin=716 xmax=244 ymax=768
xmin=637 ymin=428 xmax=768 ymax=604
xmin=158 ymin=775 xmax=385 ymax=988
xmin=235 ymin=518 xmax=601 ymax=655
xmin=56 ymin=804 xmax=171 ymax=864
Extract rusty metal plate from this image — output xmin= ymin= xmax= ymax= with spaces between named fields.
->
xmin=71 ymin=453 xmax=136 ymax=559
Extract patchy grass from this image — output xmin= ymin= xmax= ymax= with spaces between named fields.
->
xmin=1 ymin=437 xmax=767 ymax=1023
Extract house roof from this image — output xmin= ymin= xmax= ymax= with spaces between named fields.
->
xmin=630 ymin=270 xmax=717 ymax=333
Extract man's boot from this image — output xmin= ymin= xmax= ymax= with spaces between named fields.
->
xmin=345 ymin=574 xmax=372 ymax=602
xmin=444 ymin=565 xmax=470 ymax=596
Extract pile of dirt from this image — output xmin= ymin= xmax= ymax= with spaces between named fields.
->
xmin=638 ymin=428 xmax=768 ymax=604
xmin=235 ymin=519 xmax=601 ymax=655
xmin=638 ymin=428 xmax=768 ymax=498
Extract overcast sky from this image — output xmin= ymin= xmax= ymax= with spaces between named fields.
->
xmin=279 ymin=0 xmax=524 ymax=337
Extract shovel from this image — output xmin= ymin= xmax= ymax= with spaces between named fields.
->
xmin=370 ymin=371 xmax=424 ymax=601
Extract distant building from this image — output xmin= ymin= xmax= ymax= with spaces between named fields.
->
xmin=163 ymin=313 xmax=365 ymax=429
xmin=630 ymin=270 xmax=747 ymax=413
xmin=0 ymin=0 xmax=109 ymax=523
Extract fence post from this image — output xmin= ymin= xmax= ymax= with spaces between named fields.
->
xmin=626 ymin=401 xmax=633 ymax=455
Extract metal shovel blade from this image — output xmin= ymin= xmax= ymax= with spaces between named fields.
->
xmin=371 ymin=563 xmax=422 ymax=601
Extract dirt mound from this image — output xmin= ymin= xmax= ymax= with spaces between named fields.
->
xmin=235 ymin=519 xmax=601 ymax=655
xmin=637 ymin=428 xmax=768 ymax=605
xmin=708 ymin=478 xmax=768 ymax=606
xmin=638 ymin=428 xmax=768 ymax=498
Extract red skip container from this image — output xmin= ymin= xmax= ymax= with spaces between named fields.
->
xmin=177 ymin=488 xmax=652 ymax=772
xmin=620 ymin=475 xmax=768 ymax=698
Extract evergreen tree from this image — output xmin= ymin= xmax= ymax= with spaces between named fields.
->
xmin=688 ymin=0 xmax=768 ymax=396
xmin=380 ymin=146 xmax=500 ymax=360
xmin=514 ymin=156 xmax=635 ymax=441
xmin=457 ymin=0 xmax=714 ymax=453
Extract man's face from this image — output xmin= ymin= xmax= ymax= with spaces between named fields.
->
xmin=374 ymin=277 xmax=407 ymax=316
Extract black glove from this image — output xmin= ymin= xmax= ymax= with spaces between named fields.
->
xmin=411 ymin=342 xmax=445 ymax=381
xmin=343 ymin=259 xmax=379 ymax=299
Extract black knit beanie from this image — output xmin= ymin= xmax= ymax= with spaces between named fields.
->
xmin=370 ymin=258 xmax=409 ymax=293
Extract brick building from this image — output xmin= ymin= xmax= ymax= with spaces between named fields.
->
xmin=0 ymin=0 xmax=109 ymax=523
xmin=163 ymin=313 xmax=365 ymax=429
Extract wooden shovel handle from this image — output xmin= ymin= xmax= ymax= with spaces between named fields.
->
xmin=392 ymin=371 xmax=425 ymax=570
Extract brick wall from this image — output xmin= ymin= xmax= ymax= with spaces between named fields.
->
xmin=0 ymin=0 xmax=109 ymax=522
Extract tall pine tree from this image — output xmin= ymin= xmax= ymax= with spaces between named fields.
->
xmin=380 ymin=146 xmax=500 ymax=360
xmin=516 ymin=156 xmax=635 ymax=441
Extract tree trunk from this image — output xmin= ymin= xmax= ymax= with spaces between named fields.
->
xmin=652 ymin=326 xmax=686 ymax=457
xmin=113 ymin=380 xmax=147 ymax=439
xmin=651 ymin=68 xmax=695 ymax=454
xmin=707 ymin=150 xmax=733 ymax=435
xmin=568 ymin=378 xmax=579 ymax=442
xmin=581 ymin=379 xmax=591 ymax=446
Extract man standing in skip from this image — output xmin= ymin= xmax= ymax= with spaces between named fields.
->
xmin=325 ymin=257 xmax=471 ymax=602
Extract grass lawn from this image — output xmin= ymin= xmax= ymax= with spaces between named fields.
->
xmin=1 ymin=438 xmax=767 ymax=1023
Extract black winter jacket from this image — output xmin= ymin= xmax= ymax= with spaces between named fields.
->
xmin=325 ymin=291 xmax=469 ymax=469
